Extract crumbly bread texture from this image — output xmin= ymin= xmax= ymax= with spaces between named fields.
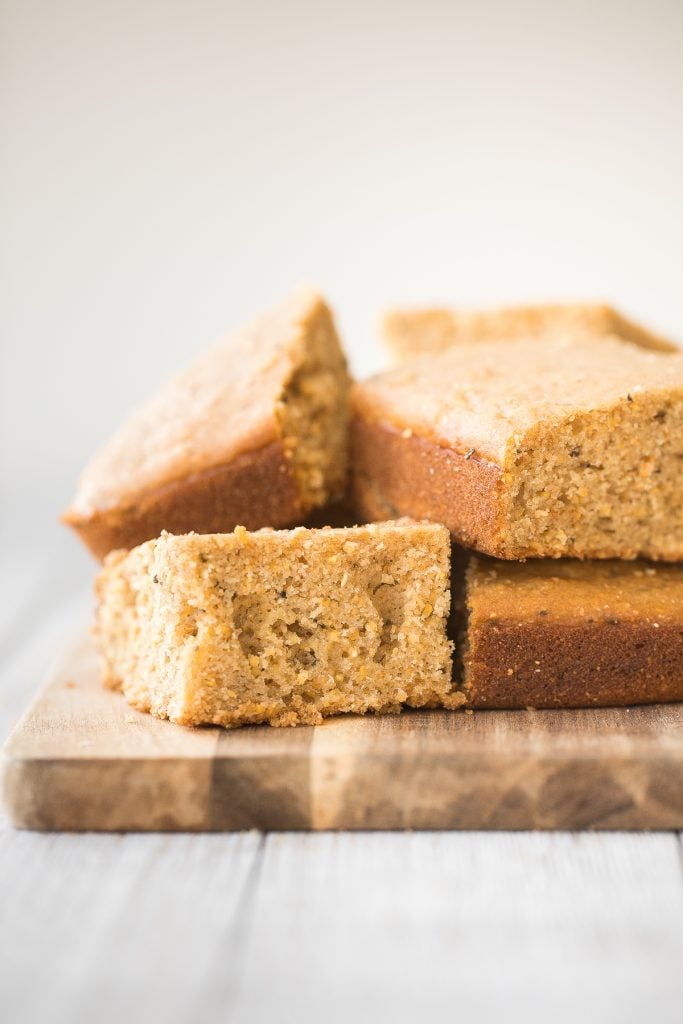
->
xmin=64 ymin=287 xmax=351 ymax=559
xmin=351 ymin=335 xmax=683 ymax=560
xmin=461 ymin=556 xmax=683 ymax=708
xmin=95 ymin=523 xmax=458 ymax=728
xmin=383 ymin=302 xmax=679 ymax=361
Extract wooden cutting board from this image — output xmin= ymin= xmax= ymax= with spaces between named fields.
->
xmin=4 ymin=631 xmax=683 ymax=831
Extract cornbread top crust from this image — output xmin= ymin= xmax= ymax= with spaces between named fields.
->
xmin=466 ymin=557 xmax=683 ymax=627
xmin=69 ymin=287 xmax=346 ymax=515
xmin=64 ymin=287 xmax=351 ymax=557
xmin=96 ymin=522 xmax=457 ymax=728
xmin=352 ymin=335 xmax=683 ymax=464
xmin=382 ymin=302 xmax=679 ymax=360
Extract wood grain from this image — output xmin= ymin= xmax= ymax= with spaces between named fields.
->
xmin=4 ymin=631 xmax=683 ymax=831
xmin=229 ymin=833 xmax=683 ymax=1024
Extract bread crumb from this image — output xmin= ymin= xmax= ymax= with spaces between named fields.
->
xmin=95 ymin=522 xmax=455 ymax=728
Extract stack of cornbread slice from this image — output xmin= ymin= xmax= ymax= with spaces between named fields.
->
xmin=355 ymin=302 xmax=683 ymax=709
xmin=66 ymin=291 xmax=683 ymax=727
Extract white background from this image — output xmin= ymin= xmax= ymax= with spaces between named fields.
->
xmin=2 ymin=0 xmax=683 ymax=577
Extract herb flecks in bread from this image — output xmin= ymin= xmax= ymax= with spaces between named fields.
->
xmin=95 ymin=522 xmax=458 ymax=728
xmin=351 ymin=336 xmax=683 ymax=560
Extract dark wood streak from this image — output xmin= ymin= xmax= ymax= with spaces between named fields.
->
xmin=212 ymin=727 xmax=314 ymax=830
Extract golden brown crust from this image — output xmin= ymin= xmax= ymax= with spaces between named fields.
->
xmin=350 ymin=339 xmax=683 ymax=561
xmin=350 ymin=414 xmax=505 ymax=554
xmin=382 ymin=302 xmax=680 ymax=361
xmin=461 ymin=557 xmax=683 ymax=708
xmin=464 ymin=620 xmax=683 ymax=709
xmin=64 ymin=440 xmax=303 ymax=560
xmin=64 ymin=287 xmax=351 ymax=559
xmin=608 ymin=308 xmax=679 ymax=354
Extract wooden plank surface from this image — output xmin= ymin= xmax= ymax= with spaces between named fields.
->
xmin=5 ymin=630 xmax=683 ymax=831
xmin=3 ymin=829 xmax=683 ymax=1024
xmin=229 ymin=832 xmax=683 ymax=1024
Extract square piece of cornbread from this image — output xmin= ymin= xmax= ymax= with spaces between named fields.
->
xmin=461 ymin=556 xmax=683 ymax=708
xmin=65 ymin=287 xmax=351 ymax=559
xmin=382 ymin=302 xmax=678 ymax=361
xmin=351 ymin=336 xmax=683 ymax=560
xmin=96 ymin=523 xmax=458 ymax=728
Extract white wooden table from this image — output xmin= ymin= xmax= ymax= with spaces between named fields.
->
xmin=2 ymin=516 xmax=683 ymax=1024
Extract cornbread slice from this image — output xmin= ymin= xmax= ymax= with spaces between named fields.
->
xmin=383 ymin=302 xmax=678 ymax=361
xmin=461 ymin=556 xmax=683 ymax=708
xmin=64 ymin=287 xmax=351 ymax=559
xmin=351 ymin=336 xmax=683 ymax=560
xmin=95 ymin=523 xmax=458 ymax=728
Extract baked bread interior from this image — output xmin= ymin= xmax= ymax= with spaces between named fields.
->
xmin=95 ymin=522 xmax=459 ymax=728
